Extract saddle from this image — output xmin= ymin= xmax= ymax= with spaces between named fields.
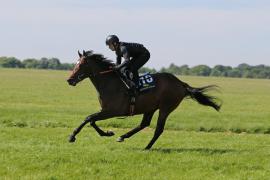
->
xmin=119 ymin=72 xmax=156 ymax=115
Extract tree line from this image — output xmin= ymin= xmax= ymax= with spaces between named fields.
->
xmin=140 ymin=63 xmax=270 ymax=79
xmin=1 ymin=56 xmax=270 ymax=79
xmin=0 ymin=56 xmax=74 ymax=70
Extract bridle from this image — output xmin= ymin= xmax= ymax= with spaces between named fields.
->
xmin=87 ymin=66 xmax=114 ymax=78
xmin=75 ymin=55 xmax=114 ymax=79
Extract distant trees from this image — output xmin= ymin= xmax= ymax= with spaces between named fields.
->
xmin=23 ymin=58 xmax=40 ymax=68
xmin=210 ymin=65 xmax=232 ymax=77
xmin=159 ymin=63 xmax=270 ymax=79
xmin=163 ymin=63 xmax=181 ymax=75
xmin=0 ymin=57 xmax=23 ymax=68
xmin=0 ymin=57 xmax=74 ymax=70
xmin=138 ymin=67 xmax=157 ymax=74
xmin=1 ymin=56 xmax=270 ymax=79
xmin=190 ymin=65 xmax=212 ymax=76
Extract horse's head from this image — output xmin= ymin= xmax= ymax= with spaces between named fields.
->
xmin=67 ymin=50 xmax=92 ymax=86
xmin=67 ymin=50 xmax=114 ymax=86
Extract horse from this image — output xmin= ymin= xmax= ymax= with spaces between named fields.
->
xmin=67 ymin=50 xmax=221 ymax=149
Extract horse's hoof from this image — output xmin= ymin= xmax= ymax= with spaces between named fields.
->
xmin=144 ymin=146 xmax=151 ymax=150
xmin=116 ymin=137 xmax=124 ymax=142
xmin=69 ymin=135 xmax=76 ymax=143
xmin=106 ymin=130 xmax=115 ymax=136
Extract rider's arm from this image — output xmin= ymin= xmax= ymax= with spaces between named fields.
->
xmin=116 ymin=55 xmax=121 ymax=65
xmin=121 ymin=46 xmax=130 ymax=61
xmin=115 ymin=46 xmax=130 ymax=69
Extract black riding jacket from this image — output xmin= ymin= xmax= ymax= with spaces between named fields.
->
xmin=115 ymin=42 xmax=148 ymax=67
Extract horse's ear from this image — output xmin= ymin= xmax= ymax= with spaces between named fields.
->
xmin=83 ymin=50 xmax=86 ymax=56
xmin=78 ymin=50 xmax=82 ymax=58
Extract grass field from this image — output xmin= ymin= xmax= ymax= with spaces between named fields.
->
xmin=1 ymin=68 xmax=270 ymax=179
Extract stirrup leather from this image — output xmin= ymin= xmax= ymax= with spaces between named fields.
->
xmin=129 ymin=96 xmax=136 ymax=116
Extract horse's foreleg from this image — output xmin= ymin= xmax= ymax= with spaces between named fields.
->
xmin=117 ymin=111 xmax=155 ymax=142
xmin=69 ymin=111 xmax=114 ymax=143
xmin=90 ymin=121 xmax=115 ymax=136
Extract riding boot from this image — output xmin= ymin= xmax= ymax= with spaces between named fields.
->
xmin=129 ymin=71 xmax=139 ymax=96
xmin=129 ymin=81 xmax=138 ymax=96
xmin=118 ymin=67 xmax=138 ymax=96
xmin=123 ymin=78 xmax=136 ymax=96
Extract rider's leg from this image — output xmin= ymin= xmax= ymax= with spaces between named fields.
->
xmin=130 ymin=51 xmax=150 ymax=87
xmin=133 ymin=51 xmax=150 ymax=70
xmin=119 ymin=51 xmax=150 ymax=95
xmin=126 ymin=69 xmax=138 ymax=96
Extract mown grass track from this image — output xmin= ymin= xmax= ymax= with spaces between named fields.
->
xmin=0 ymin=68 xmax=270 ymax=179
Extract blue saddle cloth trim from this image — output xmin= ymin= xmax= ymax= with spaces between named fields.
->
xmin=138 ymin=73 xmax=156 ymax=92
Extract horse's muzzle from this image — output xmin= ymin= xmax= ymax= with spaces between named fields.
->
xmin=67 ymin=78 xmax=77 ymax=86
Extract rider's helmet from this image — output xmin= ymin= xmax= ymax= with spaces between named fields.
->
xmin=106 ymin=35 xmax=119 ymax=45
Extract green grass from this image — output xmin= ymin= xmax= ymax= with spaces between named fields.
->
xmin=1 ymin=68 xmax=270 ymax=133
xmin=1 ymin=128 xmax=270 ymax=179
xmin=1 ymin=68 xmax=270 ymax=179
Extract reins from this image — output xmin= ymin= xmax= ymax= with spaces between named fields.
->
xmin=99 ymin=69 xmax=113 ymax=75
xmin=88 ymin=69 xmax=113 ymax=78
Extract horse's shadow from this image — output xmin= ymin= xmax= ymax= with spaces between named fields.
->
xmin=133 ymin=147 xmax=238 ymax=155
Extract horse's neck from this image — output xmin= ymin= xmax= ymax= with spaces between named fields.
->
xmin=89 ymin=72 xmax=124 ymax=96
xmin=88 ymin=66 xmax=110 ymax=91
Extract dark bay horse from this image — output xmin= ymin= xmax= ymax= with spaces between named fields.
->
xmin=67 ymin=50 xmax=221 ymax=149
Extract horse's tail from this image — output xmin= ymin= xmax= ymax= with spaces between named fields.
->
xmin=183 ymin=83 xmax=222 ymax=111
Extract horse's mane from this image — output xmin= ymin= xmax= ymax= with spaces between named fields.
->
xmin=85 ymin=50 xmax=115 ymax=69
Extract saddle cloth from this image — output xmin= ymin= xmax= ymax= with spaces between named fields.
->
xmin=138 ymin=73 xmax=156 ymax=92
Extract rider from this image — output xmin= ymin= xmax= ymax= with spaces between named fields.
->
xmin=105 ymin=35 xmax=150 ymax=95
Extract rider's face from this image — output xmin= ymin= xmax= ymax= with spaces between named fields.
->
xmin=108 ymin=43 xmax=116 ymax=51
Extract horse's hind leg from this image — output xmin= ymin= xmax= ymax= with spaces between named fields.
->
xmin=117 ymin=111 xmax=155 ymax=142
xmin=144 ymin=110 xmax=169 ymax=150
